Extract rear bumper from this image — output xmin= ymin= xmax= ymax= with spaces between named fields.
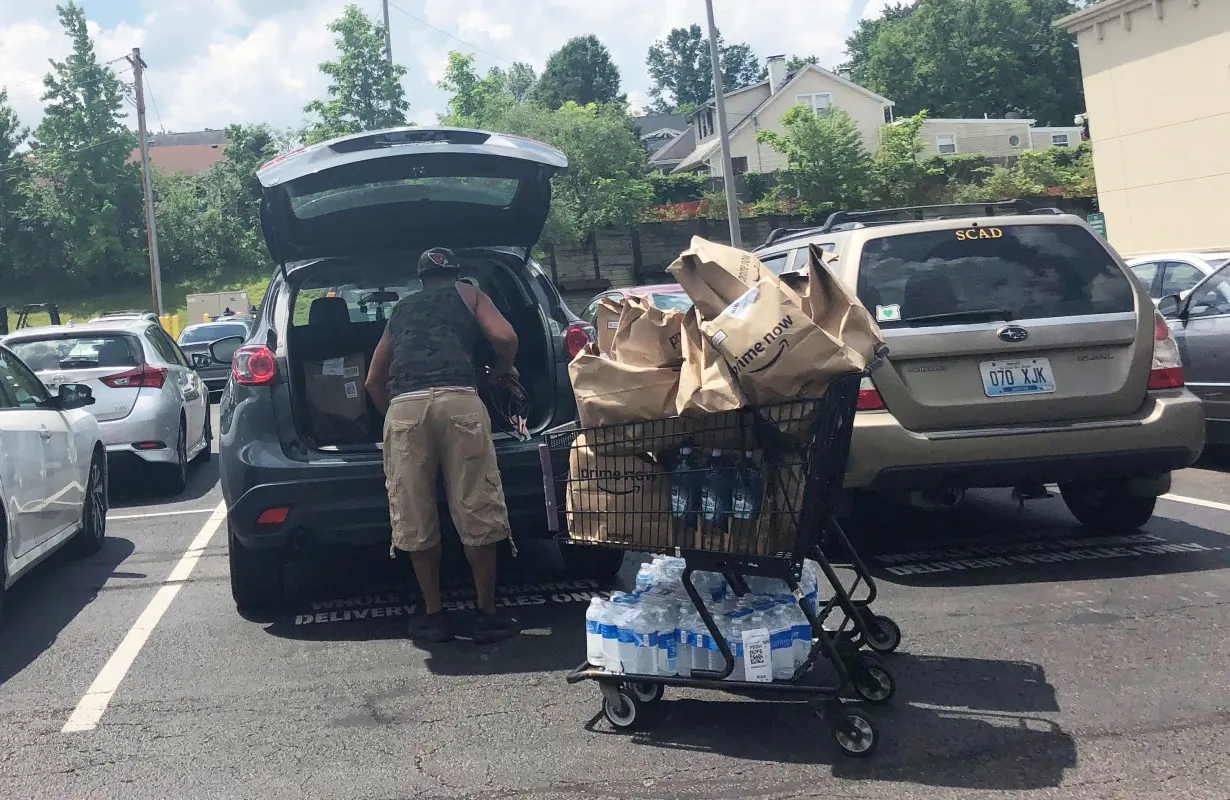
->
xmin=98 ymin=394 xmax=181 ymax=463
xmin=223 ymin=437 xmax=553 ymax=551
xmin=106 ymin=443 xmax=178 ymax=465
xmin=847 ymin=390 xmax=1206 ymax=492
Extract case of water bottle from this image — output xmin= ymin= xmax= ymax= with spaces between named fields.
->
xmin=584 ymin=555 xmax=827 ymax=679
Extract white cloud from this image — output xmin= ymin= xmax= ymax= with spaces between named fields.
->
xmin=3 ymin=0 xmax=869 ymax=137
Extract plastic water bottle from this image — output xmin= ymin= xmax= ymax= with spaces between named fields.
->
xmin=789 ymin=601 xmax=812 ymax=670
xmin=600 ymin=603 xmax=621 ymax=672
xmin=629 ymin=609 xmax=657 ymax=675
xmin=722 ymin=613 xmax=744 ymax=681
xmin=670 ymin=447 xmax=701 ymax=529
xmin=635 ymin=563 xmax=655 ymax=594
xmin=701 ymin=450 xmax=733 ymax=529
xmin=585 ymin=598 xmax=606 ymax=667
xmin=676 ymin=607 xmax=696 ymax=677
xmin=768 ymin=604 xmax=795 ymax=681
xmin=616 ymin=607 xmax=639 ymax=674
xmin=731 ymin=451 xmax=765 ymax=521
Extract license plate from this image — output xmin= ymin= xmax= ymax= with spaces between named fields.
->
xmin=980 ymin=357 xmax=1056 ymax=397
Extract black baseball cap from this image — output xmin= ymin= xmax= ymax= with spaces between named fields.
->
xmin=417 ymin=247 xmax=461 ymax=277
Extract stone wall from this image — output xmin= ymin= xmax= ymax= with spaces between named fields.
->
xmin=544 ymin=215 xmax=808 ymax=311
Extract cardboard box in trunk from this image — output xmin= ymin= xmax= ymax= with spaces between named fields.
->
xmin=565 ymin=433 xmax=675 ymax=547
xmin=304 ymin=353 xmax=369 ymax=443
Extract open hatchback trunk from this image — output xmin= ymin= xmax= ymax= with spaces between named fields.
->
xmin=256 ymin=126 xmax=568 ymax=450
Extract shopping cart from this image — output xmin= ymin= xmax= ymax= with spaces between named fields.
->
xmin=538 ymin=357 xmax=900 ymax=757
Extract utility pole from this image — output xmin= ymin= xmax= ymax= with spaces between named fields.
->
xmin=703 ymin=0 xmax=742 ymax=249
xmin=128 ymin=47 xmax=164 ymax=317
xmin=382 ymin=0 xmax=393 ymax=63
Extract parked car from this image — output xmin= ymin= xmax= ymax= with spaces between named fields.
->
xmin=578 ymin=284 xmax=694 ymax=328
xmin=1126 ymin=251 xmax=1230 ymax=302
xmin=1158 ymin=263 xmax=1230 ymax=445
xmin=3 ymin=319 xmax=212 ymax=494
xmin=179 ymin=319 xmax=253 ymax=393
xmin=752 ymin=200 xmax=1205 ymax=535
xmin=0 ymin=344 xmax=106 ymax=623
xmin=89 ymin=310 xmax=161 ymax=324
xmin=212 ymin=126 xmax=612 ymax=611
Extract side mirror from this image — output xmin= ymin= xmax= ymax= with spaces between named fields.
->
xmin=209 ymin=335 xmax=245 ymax=365
xmin=1157 ymin=294 xmax=1183 ymax=319
xmin=190 ymin=352 xmax=212 ymax=368
xmin=58 ymin=383 xmax=95 ymax=410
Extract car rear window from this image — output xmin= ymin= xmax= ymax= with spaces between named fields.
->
xmin=8 ymin=335 xmax=142 ymax=372
xmin=857 ymin=224 xmax=1135 ymax=328
xmin=648 ymin=293 xmax=693 ymax=313
xmin=179 ymin=323 xmax=248 ymax=345
xmin=290 ymin=177 xmax=520 ymax=220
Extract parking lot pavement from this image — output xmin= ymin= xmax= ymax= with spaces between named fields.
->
xmin=3 ymin=425 xmax=1230 ymax=798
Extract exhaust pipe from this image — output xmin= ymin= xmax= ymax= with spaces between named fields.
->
xmin=907 ymin=487 xmax=966 ymax=511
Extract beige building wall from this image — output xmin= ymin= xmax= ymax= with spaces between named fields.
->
xmin=717 ymin=70 xmax=891 ymax=176
xmin=1061 ymin=0 xmax=1230 ymax=257
xmin=916 ymin=119 xmax=1034 ymax=158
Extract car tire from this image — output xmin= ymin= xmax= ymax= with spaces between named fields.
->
xmin=73 ymin=452 xmax=108 ymax=557
xmin=194 ymin=411 xmax=212 ymax=464
xmin=228 ymin=524 xmax=285 ymax=612
xmin=1060 ymin=480 xmax=1158 ymax=532
xmin=162 ymin=420 xmax=189 ymax=496
xmin=560 ymin=543 xmax=624 ymax=583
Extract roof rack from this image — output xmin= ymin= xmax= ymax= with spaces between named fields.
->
xmin=761 ymin=226 xmax=821 ymax=249
xmin=819 ymin=199 xmax=1035 ymax=234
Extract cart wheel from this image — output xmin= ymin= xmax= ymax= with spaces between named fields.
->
xmin=630 ymin=681 xmax=665 ymax=704
xmin=865 ymin=615 xmax=902 ymax=653
xmin=852 ymin=656 xmax=896 ymax=704
xmin=603 ymin=687 xmax=643 ymax=730
xmin=832 ymin=708 xmax=879 ymax=757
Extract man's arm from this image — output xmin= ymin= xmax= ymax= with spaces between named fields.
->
xmin=461 ymin=283 xmax=518 ymax=378
xmin=365 ymin=328 xmax=393 ymax=415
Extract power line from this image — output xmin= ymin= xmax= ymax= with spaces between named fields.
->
xmin=144 ymin=73 xmax=167 ymax=134
xmin=3 ymin=64 xmax=133 ymax=105
xmin=1 ymin=55 xmax=128 ymax=94
xmin=0 ymin=132 xmax=132 ymax=176
xmin=386 ymin=1 xmax=514 ymax=66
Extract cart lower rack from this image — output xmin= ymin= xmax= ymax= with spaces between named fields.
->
xmin=540 ymin=360 xmax=901 ymax=757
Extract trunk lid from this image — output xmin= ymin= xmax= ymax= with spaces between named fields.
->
xmin=6 ymin=333 xmax=147 ymax=422
xmin=256 ymin=127 xmax=567 ymax=267
xmin=854 ymin=219 xmax=1151 ymax=431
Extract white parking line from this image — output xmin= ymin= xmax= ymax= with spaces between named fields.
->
xmin=107 ymin=508 xmax=215 ymax=521
xmin=62 ymin=500 xmax=228 ymax=734
xmin=1161 ymin=493 xmax=1230 ymax=514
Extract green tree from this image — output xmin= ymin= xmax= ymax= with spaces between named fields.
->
xmin=870 ymin=110 xmax=935 ymax=206
xmin=31 ymin=1 xmax=144 ymax=289
xmin=303 ymin=4 xmax=409 ymax=144
xmin=757 ymin=105 xmax=872 ymax=218
xmin=532 ymin=35 xmax=622 ymax=109
xmin=843 ymin=0 xmax=1084 ymax=126
xmin=0 ymin=91 xmax=29 ymax=282
xmin=437 ymin=52 xmax=511 ymax=125
xmin=840 ymin=3 xmax=916 ymax=85
xmin=787 ymin=55 xmax=820 ymax=71
xmin=646 ymin=25 xmax=766 ymax=112
xmin=490 ymin=62 xmax=538 ymax=103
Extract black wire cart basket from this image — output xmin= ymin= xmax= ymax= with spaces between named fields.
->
xmin=538 ymin=356 xmax=900 ymax=757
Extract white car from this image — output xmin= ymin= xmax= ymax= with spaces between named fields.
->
xmin=0 ymin=345 xmax=107 ymax=622
xmin=1126 ymin=251 xmax=1230 ymax=303
xmin=3 ymin=319 xmax=211 ymax=495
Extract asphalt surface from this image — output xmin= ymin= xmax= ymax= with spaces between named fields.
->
xmin=3 ymin=406 xmax=1230 ymax=799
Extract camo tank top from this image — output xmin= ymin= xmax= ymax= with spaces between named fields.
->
xmin=385 ymin=283 xmax=480 ymax=397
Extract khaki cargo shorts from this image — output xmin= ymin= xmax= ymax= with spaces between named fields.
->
xmin=383 ymin=387 xmax=511 ymax=553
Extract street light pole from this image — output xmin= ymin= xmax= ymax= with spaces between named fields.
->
xmin=703 ymin=0 xmax=742 ymax=249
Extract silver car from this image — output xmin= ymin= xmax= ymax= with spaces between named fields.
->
xmin=178 ymin=319 xmax=251 ymax=393
xmin=1159 ymin=263 xmax=1230 ymax=445
xmin=3 ymin=319 xmax=211 ymax=495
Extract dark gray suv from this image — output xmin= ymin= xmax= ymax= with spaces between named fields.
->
xmin=212 ymin=127 xmax=611 ymax=611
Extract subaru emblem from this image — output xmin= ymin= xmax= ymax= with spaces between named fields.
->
xmin=998 ymin=325 xmax=1029 ymax=343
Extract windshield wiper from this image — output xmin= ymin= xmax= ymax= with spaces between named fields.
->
xmin=902 ymin=308 xmax=1013 ymax=325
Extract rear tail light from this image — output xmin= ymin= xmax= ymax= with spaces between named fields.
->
xmin=857 ymin=377 xmax=886 ymax=411
xmin=1149 ymin=311 xmax=1185 ymax=390
xmin=102 ymin=365 xmax=167 ymax=389
xmin=256 ymin=507 xmax=290 ymax=527
xmin=233 ymin=345 xmax=278 ymax=386
xmin=564 ymin=322 xmax=595 ymax=359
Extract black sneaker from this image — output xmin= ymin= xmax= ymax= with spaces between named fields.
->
xmin=471 ymin=610 xmax=518 ymax=644
xmin=409 ymin=611 xmax=455 ymax=644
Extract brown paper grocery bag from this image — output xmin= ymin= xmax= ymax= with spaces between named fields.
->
xmin=594 ymin=297 xmax=623 ymax=355
xmin=807 ymin=243 xmax=884 ymax=366
xmin=565 ymin=433 xmax=674 ymax=547
xmin=610 ymin=296 xmax=686 ymax=368
xmin=675 ymin=309 xmax=744 ymax=416
xmin=668 ymin=236 xmax=768 ymax=319
xmin=569 ymin=344 xmax=680 ymax=428
xmin=700 ymin=276 xmax=862 ymax=405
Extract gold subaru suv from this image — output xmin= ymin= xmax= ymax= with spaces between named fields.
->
xmin=756 ymin=202 xmax=1206 ymax=532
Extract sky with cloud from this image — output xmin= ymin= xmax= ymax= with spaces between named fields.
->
xmin=1 ymin=0 xmax=896 ymax=136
